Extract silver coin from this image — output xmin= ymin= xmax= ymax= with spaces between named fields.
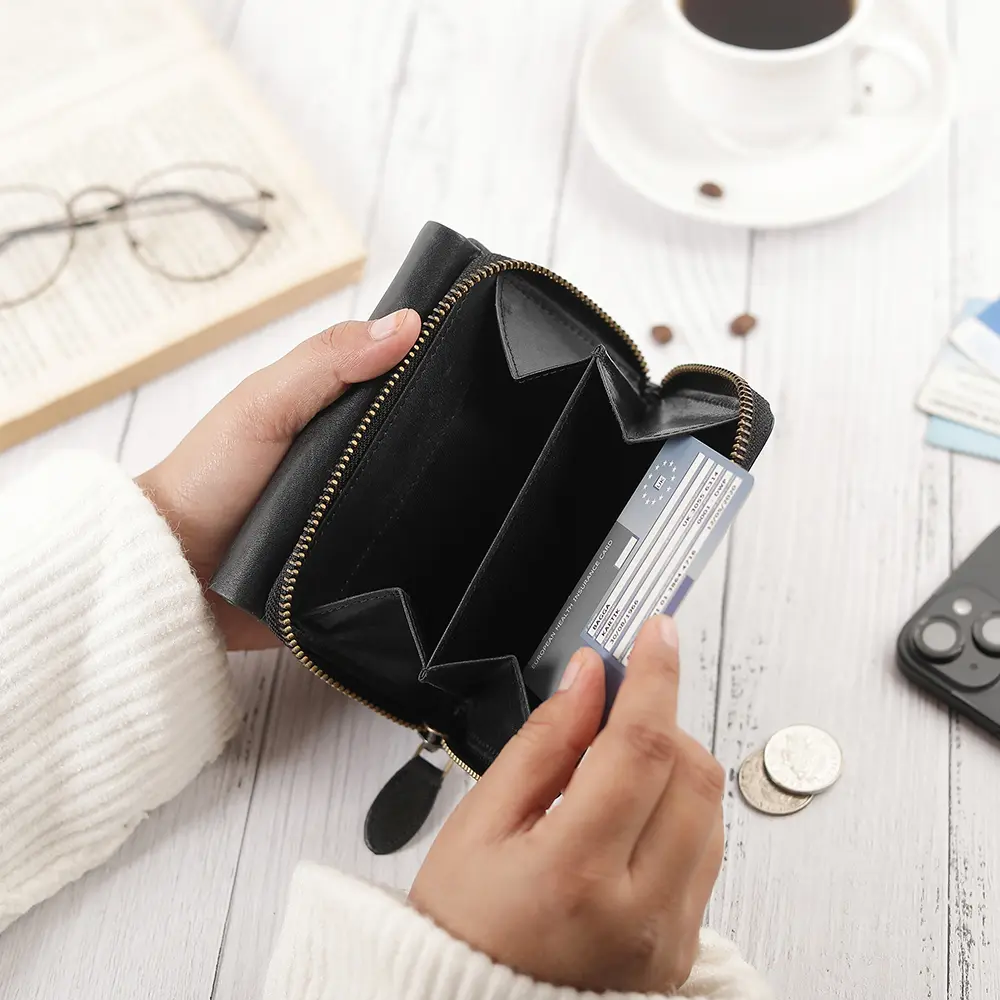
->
xmin=763 ymin=724 xmax=842 ymax=795
xmin=738 ymin=750 xmax=813 ymax=815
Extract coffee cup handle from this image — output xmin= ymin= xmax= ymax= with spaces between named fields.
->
xmin=851 ymin=33 xmax=932 ymax=116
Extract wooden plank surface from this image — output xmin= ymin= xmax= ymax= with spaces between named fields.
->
xmin=3 ymin=0 xmax=1000 ymax=998
xmin=949 ymin=1 xmax=1000 ymax=996
xmin=708 ymin=0 xmax=958 ymax=995
xmin=710 ymin=177 xmax=954 ymax=995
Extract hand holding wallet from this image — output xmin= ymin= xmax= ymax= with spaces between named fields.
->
xmin=211 ymin=222 xmax=774 ymax=851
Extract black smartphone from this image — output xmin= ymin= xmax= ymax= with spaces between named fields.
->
xmin=897 ymin=525 xmax=1000 ymax=738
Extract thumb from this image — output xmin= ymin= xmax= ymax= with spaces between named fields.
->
xmin=229 ymin=307 xmax=422 ymax=447
xmin=141 ymin=308 xmax=421 ymax=561
xmin=471 ymin=648 xmax=606 ymax=837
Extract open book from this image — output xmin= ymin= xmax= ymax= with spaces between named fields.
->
xmin=0 ymin=0 xmax=365 ymax=450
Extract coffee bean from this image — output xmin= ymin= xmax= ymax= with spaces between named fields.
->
xmin=730 ymin=313 xmax=757 ymax=336
xmin=699 ymin=181 xmax=724 ymax=199
xmin=651 ymin=324 xmax=673 ymax=344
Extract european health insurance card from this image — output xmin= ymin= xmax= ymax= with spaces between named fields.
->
xmin=524 ymin=436 xmax=753 ymax=702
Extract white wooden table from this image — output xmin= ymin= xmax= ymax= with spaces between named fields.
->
xmin=2 ymin=0 xmax=999 ymax=996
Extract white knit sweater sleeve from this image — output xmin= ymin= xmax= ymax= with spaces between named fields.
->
xmin=263 ymin=864 xmax=772 ymax=1000
xmin=0 ymin=451 xmax=239 ymax=931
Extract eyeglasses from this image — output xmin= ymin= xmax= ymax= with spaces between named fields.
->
xmin=0 ymin=162 xmax=276 ymax=309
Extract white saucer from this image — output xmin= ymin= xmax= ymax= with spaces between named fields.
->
xmin=577 ymin=0 xmax=953 ymax=228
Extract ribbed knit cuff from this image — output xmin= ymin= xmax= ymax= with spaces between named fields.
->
xmin=263 ymin=863 xmax=772 ymax=1000
xmin=0 ymin=451 xmax=238 ymax=930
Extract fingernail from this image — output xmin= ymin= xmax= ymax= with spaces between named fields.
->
xmin=558 ymin=651 xmax=585 ymax=692
xmin=369 ymin=308 xmax=408 ymax=341
xmin=658 ymin=615 xmax=678 ymax=650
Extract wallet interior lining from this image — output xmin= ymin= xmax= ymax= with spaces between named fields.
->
xmin=431 ymin=362 xmax=662 ymax=670
xmin=295 ymin=281 xmax=582 ymax=652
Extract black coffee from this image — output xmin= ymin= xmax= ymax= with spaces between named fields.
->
xmin=681 ymin=0 xmax=854 ymax=50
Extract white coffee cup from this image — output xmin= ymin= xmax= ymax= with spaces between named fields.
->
xmin=662 ymin=0 xmax=931 ymax=151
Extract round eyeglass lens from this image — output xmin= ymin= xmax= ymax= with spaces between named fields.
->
xmin=125 ymin=164 xmax=269 ymax=282
xmin=0 ymin=187 xmax=73 ymax=307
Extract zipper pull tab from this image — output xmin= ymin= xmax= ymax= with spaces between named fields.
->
xmin=364 ymin=731 xmax=453 ymax=855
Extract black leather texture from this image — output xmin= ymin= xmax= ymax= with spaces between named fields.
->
xmin=364 ymin=754 xmax=447 ymax=855
xmin=211 ymin=222 xmax=482 ymax=618
xmin=212 ymin=221 xmax=774 ymax=778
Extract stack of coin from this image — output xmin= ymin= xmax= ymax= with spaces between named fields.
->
xmin=737 ymin=724 xmax=842 ymax=816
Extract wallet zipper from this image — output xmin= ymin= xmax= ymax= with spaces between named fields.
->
xmin=660 ymin=364 xmax=756 ymax=467
xmin=276 ymin=259 xmax=756 ymax=780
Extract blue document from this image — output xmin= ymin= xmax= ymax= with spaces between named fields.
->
xmin=924 ymin=298 xmax=1000 ymax=463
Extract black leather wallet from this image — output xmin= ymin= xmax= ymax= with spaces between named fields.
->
xmin=212 ymin=222 xmax=773 ymax=852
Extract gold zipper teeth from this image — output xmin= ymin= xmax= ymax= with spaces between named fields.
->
xmin=277 ymin=260 xmax=752 ymax=781
xmin=660 ymin=363 xmax=756 ymax=467
xmin=275 ymin=263 xmax=524 ymax=751
xmin=442 ymin=746 xmax=479 ymax=779
xmin=518 ymin=262 xmax=649 ymax=380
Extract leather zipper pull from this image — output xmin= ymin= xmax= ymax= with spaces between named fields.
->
xmin=364 ymin=732 xmax=453 ymax=855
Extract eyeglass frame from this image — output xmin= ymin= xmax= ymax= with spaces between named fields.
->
xmin=0 ymin=161 xmax=276 ymax=310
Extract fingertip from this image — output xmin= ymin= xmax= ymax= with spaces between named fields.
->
xmin=557 ymin=645 xmax=602 ymax=691
xmin=368 ymin=307 xmax=421 ymax=344
xmin=657 ymin=614 xmax=678 ymax=651
xmin=318 ymin=310 xmax=421 ymax=385
xmin=362 ymin=307 xmax=421 ymax=368
xmin=397 ymin=306 xmax=422 ymax=341
xmin=632 ymin=615 xmax=678 ymax=660
xmin=571 ymin=647 xmax=606 ymax=700
xmin=553 ymin=647 xmax=605 ymax=731
xmin=612 ymin=617 xmax=681 ymax=719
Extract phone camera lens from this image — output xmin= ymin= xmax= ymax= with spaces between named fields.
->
xmin=914 ymin=617 xmax=963 ymax=662
xmin=972 ymin=612 xmax=1000 ymax=657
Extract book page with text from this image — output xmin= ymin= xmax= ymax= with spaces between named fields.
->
xmin=0 ymin=0 xmax=213 ymax=138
